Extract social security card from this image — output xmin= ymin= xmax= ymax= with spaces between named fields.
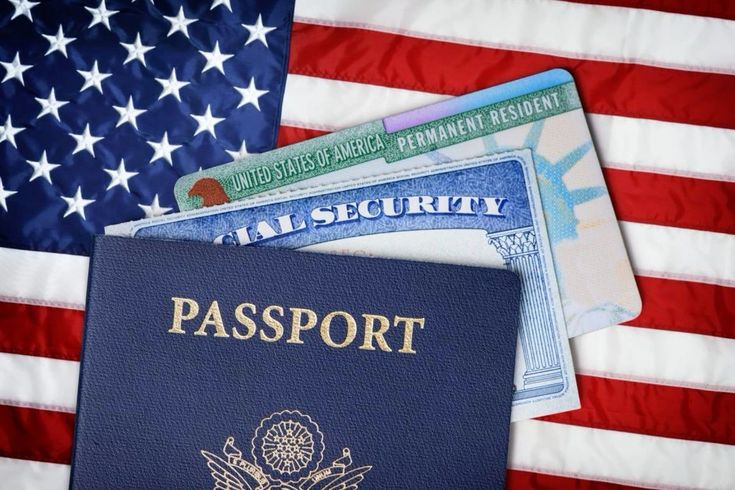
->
xmin=108 ymin=150 xmax=580 ymax=420
xmin=174 ymin=69 xmax=641 ymax=338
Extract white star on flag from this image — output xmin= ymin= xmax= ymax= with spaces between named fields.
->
xmin=139 ymin=194 xmax=172 ymax=218
xmin=1 ymin=52 xmax=32 ymax=86
xmin=156 ymin=68 xmax=189 ymax=102
xmin=0 ymin=176 xmax=17 ymax=212
xmin=77 ymin=60 xmax=111 ymax=94
xmin=200 ymin=41 xmax=233 ymax=74
xmin=192 ymin=105 xmax=224 ymax=137
xmin=8 ymin=0 xmax=38 ymax=22
xmin=104 ymin=159 xmax=138 ymax=192
xmin=235 ymin=78 xmax=268 ymax=110
xmin=226 ymin=141 xmax=250 ymax=161
xmin=113 ymin=96 xmax=145 ymax=130
xmin=27 ymin=151 xmax=60 ymax=184
xmin=61 ymin=186 xmax=95 ymax=220
xmin=35 ymin=88 xmax=68 ymax=122
xmin=147 ymin=131 xmax=181 ymax=165
xmin=43 ymin=26 xmax=76 ymax=58
xmin=86 ymin=0 xmax=118 ymax=30
xmin=243 ymin=14 xmax=276 ymax=47
xmin=164 ymin=7 xmax=196 ymax=38
xmin=0 ymin=115 xmax=24 ymax=148
xmin=121 ymin=33 xmax=154 ymax=66
xmin=209 ymin=0 xmax=232 ymax=12
xmin=70 ymin=124 xmax=103 ymax=156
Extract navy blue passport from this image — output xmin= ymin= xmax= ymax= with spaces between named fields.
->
xmin=71 ymin=236 xmax=521 ymax=489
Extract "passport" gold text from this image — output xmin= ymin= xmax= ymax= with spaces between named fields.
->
xmin=167 ymin=297 xmax=426 ymax=354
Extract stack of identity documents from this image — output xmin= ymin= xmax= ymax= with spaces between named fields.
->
xmin=71 ymin=69 xmax=642 ymax=487
xmin=107 ymin=69 xmax=641 ymax=420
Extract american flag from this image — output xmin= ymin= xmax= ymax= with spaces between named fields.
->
xmin=1 ymin=0 xmax=734 ymax=488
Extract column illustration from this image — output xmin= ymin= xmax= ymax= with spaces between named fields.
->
xmin=486 ymin=227 xmax=563 ymax=395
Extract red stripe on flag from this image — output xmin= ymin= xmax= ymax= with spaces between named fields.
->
xmin=0 ymin=302 xmax=83 ymax=361
xmin=0 ymin=404 xmax=74 ymax=465
xmin=540 ymin=375 xmax=735 ymax=445
xmin=507 ymin=469 xmax=642 ymax=489
xmin=562 ymin=0 xmax=735 ymax=21
xmin=626 ymin=276 xmax=735 ymax=339
xmin=603 ymin=168 xmax=735 ymax=235
xmin=288 ymin=22 xmax=735 ymax=129
xmin=276 ymin=125 xmax=327 ymax=147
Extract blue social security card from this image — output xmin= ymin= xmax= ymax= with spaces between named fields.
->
xmin=173 ymin=69 xmax=641 ymax=339
xmin=108 ymin=150 xmax=579 ymax=420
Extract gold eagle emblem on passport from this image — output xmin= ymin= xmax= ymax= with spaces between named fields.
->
xmin=201 ymin=410 xmax=372 ymax=489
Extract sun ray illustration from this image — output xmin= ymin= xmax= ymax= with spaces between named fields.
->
xmin=523 ymin=119 xmax=545 ymax=148
xmin=483 ymin=133 xmax=501 ymax=153
xmin=425 ymin=150 xmax=453 ymax=164
xmin=436 ymin=119 xmax=606 ymax=244
xmin=419 ymin=117 xmax=604 ymax=242
xmin=549 ymin=141 xmax=593 ymax=179
xmin=570 ymin=187 xmax=606 ymax=206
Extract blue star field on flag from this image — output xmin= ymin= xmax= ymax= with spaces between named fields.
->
xmin=0 ymin=0 xmax=294 ymax=254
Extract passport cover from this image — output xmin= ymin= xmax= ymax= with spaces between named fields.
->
xmin=70 ymin=235 xmax=521 ymax=489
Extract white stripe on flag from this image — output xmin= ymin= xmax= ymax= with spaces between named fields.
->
xmin=509 ymin=419 xmax=735 ymax=489
xmin=282 ymin=74 xmax=446 ymax=129
xmin=282 ymin=74 xmax=735 ymax=181
xmin=0 ymin=247 xmax=88 ymax=310
xmin=573 ymin=325 xmax=735 ymax=392
xmin=621 ymin=221 xmax=735 ymax=286
xmin=0 ymin=353 xmax=78 ymax=413
xmin=589 ymin=114 xmax=735 ymax=182
xmin=0 ymin=457 xmax=69 ymax=490
xmin=294 ymin=0 xmax=735 ymax=74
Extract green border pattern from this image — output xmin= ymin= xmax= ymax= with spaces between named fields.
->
xmin=175 ymin=82 xmax=580 ymax=210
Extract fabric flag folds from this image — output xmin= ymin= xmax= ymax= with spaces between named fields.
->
xmin=0 ymin=0 xmax=293 ymax=254
xmin=1 ymin=0 xmax=735 ymax=489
